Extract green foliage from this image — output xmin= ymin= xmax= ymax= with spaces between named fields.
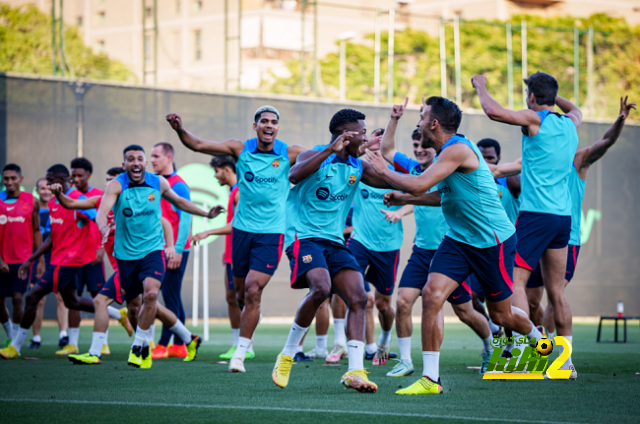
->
xmin=0 ymin=4 xmax=135 ymax=82
xmin=263 ymin=13 xmax=639 ymax=119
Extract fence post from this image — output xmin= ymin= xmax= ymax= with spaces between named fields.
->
xmin=454 ymin=13 xmax=461 ymax=105
xmin=574 ymin=27 xmax=580 ymax=107
xmin=439 ymin=17 xmax=447 ymax=98
xmin=521 ymin=20 xmax=527 ymax=108
xmin=387 ymin=6 xmax=395 ymax=103
xmin=374 ymin=8 xmax=380 ymax=105
xmin=192 ymin=244 xmax=200 ymax=327
xmin=202 ymin=205 xmax=209 ymax=341
xmin=506 ymin=22 xmax=514 ymax=110
xmin=587 ymin=26 xmax=594 ymax=115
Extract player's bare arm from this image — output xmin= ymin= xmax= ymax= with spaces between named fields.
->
xmin=159 ymin=176 xmax=219 ymax=218
xmin=97 ymin=179 xmax=122 ymax=242
xmin=17 ymin=236 xmax=53 ymax=280
xmin=287 ymin=144 xmax=309 ymax=166
xmin=574 ymin=96 xmax=635 ymax=180
xmin=361 ymin=161 xmax=394 ymax=189
xmin=380 ymin=97 xmax=409 ymax=164
xmin=472 ymin=75 xmax=541 ymax=131
xmin=506 ymin=174 xmax=521 ymax=199
xmin=166 ymin=113 xmax=244 ymax=158
xmin=489 ymin=157 xmax=522 ymax=179
xmin=192 ymin=223 xmax=233 ymax=245
xmin=380 ymin=204 xmax=414 ymax=224
xmin=161 ymin=217 xmax=176 ymax=262
xmin=50 ymin=183 xmax=99 ymax=210
xmin=0 ymin=254 xmax=8 ymax=273
xmin=555 ymin=95 xmax=583 ymax=128
xmin=288 ymin=132 xmax=357 ymax=184
xmin=383 ymin=190 xmax=442 ymax=207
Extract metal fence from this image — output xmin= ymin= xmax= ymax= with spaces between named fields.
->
xmin=1 ymin=73 xmax=638 ymax=318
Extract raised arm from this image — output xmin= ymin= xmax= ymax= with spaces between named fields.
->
xmin=166 ymin=113 xmax=245 ymax=158
xmin=472 ymin=75 xmax=541 ymax=129
xmin=361 ymin=161 xmax=394 ymax=189
xmin=380 ymin=98 xmax=408 ymax=164
xmin=288 ymin=132 xmax=356 ymax=184
xmin=555 ymin=96 xmax=583 ymax=128
xmin=97 ymin=179 xmax=122 ymax=242
xmin=49 ymin=183 xmax=98 ymax=210
xmin=160 ymin=176 xmax=219 ymax=218
xmin=489 ymin=157 xmax=522 ymax=179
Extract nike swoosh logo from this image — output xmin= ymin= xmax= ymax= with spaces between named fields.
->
xmin=452 ymin=295 xmax=462 ymax=299
xmin=52 ymin=208 xmax=58 ymax=212
xmin=491 ymin=291 xmax=503 ymax=296
xmin=266 ymin=264 xmax=275 ymax=268
xmin=7 ymin=207 xmax=14 ymax=211
xmin=154 ymin=271 xmax=163 ymax=275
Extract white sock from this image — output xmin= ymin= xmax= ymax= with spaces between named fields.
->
xmin=168 ymin=334 xmax=174 ymax=345
xmin=143 ymin=335 xmax=150 ymax=347
xmin=295 ymin=345 xmax=304 ymax=353
xmin=549 ymin=330 xmax=556 ymax=338
xmin=89 ymin=332 xmax=106 ymax=357
xmin=422 ymin=351 xmax=440 ymax=382
xmin=170 ymin=321 xmax=192 ymax=343
xmin=32 ymin=335 xmax=41 ymax=343
xmin=398 ymin=337 xmax=412 ymax=364
xmin=233 ymin=336 xmax=252 ymax=360
xmin=347 ymin=340 xmax=364 ymax=371
xmin=107 ymin=306 xmax=121 ymax=320
xmin=132 ymin=327 xmax=148 ymax=348
xmin=247 ymin=338 xmax=254 ymax=353
xmin=526 ymin=325 xmax=543 ymax=342
xmin=379 ymin=329 xmax=392 ymax=346
xmin=333 ymin=318 xmax=346 ymax=346
xmin=59 ymin=330 xmax=68 ymax=338
xmin=482 ymin=336 xmax=494 ymax=353
xmin=104 ymin=329 xmax=109 ymax=346
xmin=10 ymin=327 xmax=29 ymax=352
xmin=11 ymin=323 xmax=20 ymax=339
xmin=231 ymin=328 xmax=240 ymax=347
xmin=68 ymin=327 xmax=80 ymax=347
xmin=149 ymin=324 xmax=156 ymax=341
xmin=366 ymin=343 xmax=377 ymax=355
xmin=560 ymin=335 xmax=573 ymax=367
xmin=282 ymin=322 xmax=309 ymax=357
xmin=316 ymin=334 xmax=327 ymax=353
xmin=1 ymin=320 xmax=11 ymax=339
xmin=488 ymin=318 xmax=500 ymax=334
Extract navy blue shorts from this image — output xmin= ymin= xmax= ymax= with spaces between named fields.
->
xmin=116 ymin=251 xmax=166 ymax=302
xmin=526 ymin=244 xmax=581 ymax=288
xmin=286 ymin=238 xmax=360 ymax=289
xmin=76 ymin=261 xmax=106 ymax=295
xmin=225 ymin=263 xmax=234 ymax=290
xmin=0 ymin=264 xmax=30 ymax=297
xmin=37 ymin=263 xmax=85 ymax=294
xmin=398 ymin=245 xmax=471 ymax=304
xmin=430 ymin=234 xmax=517 ymax=303
xmin=100 ymin=272 xmax=124 ymax=304
xmin=515 ymin=211 xmax=571 ymax=271
xmin=467 ymin=273 xmax=484 ymax=301
xmin=231 ymin=228 xmax=284 ymax=278
xmin=347 ymin=238 xmax=399 ymax=295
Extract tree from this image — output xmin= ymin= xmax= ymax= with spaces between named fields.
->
xmin=0 ymin=4 xmax=135 ymax=82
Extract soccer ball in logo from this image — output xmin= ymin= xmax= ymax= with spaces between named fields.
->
xmin=536 ymin=338 xmax=553 ymax=356
xmin=316 ymin=187 xmax=330 ymax=200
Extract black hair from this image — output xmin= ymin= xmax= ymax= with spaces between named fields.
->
xmin=2 ymin=163 xmax=22 ymax=175
xmin=70 ymin=157 xmax=93 ymax=174
xmin=425 ymin=96 xmax=462 ymax=134
xmin=47 ymin=164 xmax=70 ymax=177
xmin=123 ymin=144 xmax=145 ymax=158
xmin=373 ymin=128 xmax=385 ymax=136
xmin=209 ymin=155 xmax=236 ymax=174
xmin=153 ymin=142 xmax=175 ymax=157
xmin=329 ymin=109 xmax=366 ymax=135
xmin=477 ymin=138 xmax=501 ymax=157
xmin=106 ymin=167 xmax=125 ymax=177
xmin=523 ymin=72 xmax=558 ymax=106
xmin=411 ymin=128 xmax=421 ymax=140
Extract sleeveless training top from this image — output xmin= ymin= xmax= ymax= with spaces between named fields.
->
xmin=161 ymin=172 xmax=192 ymax=252
xmin=224 ymin=184 xmax=239 ymax=264
xmin=520 ymin=110 xmax=579 ymax=216
xmin=495 ymin=177 xmax=520 ymax=225
xmin=568 ymin=164 xmax=586 ymax=246
xmin=436 ymin=135 xmax=515 ymax=249
xmin=113 ymin=172 xmax=164 ymax=260
xmin=233 ymin=138 xmax=290 ymax=234
xmin=48 ymin=189 xmax=96 ymax=266
xmin=285 ymin=145 xmax=362 ymax=248
xmin=0 ymin=191 xmax=34 ymax=263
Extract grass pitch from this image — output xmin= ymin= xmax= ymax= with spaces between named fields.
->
xmin=1 ymin=322 xmax=639 ymax=424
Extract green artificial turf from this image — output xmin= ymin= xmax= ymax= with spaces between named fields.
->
xmin=1 ymin=322 xmax=639 ymax=423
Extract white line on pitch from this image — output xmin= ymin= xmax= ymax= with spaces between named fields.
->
xmin=0 ymin=398 xmax=587 ymax=424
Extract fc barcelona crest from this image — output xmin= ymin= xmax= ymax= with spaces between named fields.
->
xmin=148 ymin=193 xmax=156 ymax=201
xmin=272 ymin=160 xmax=280 ymax=168
xmin=302 ymin=255 xmax=312 ymax=264
xmin=348 ymin=174 xmax=357 ymax=185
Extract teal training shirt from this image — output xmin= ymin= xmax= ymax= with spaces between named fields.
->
xmin=436 ymin=135 xmax=515 ymax=248
xmin=113 ymin=172 xmax=165 ymax=260
xmin=392 ymin=151 xmax=448 ymax=250
xmin=495 ymin=177 xmax=521 ymax=225
xmin=568 ymin=164 xmax=586 ymax=245
xmin=233 ymin=138 xmax=290 ymax=234
xmin=352 ymin=177 xmax=403 ymax=252
xmin=285 ymin=145 xmax=362 ymax=249
xmin=521 ymin=111 xmax=579 ymax=216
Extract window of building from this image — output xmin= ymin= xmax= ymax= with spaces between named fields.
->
xmin=98 ymin=11 xmax=105 ymax=24
xmin=194 ymin=30 xmax=202 ymax=60
xmin=145 ymin=36 xmax=152 ymax=66
xmin=194 ymin=0 xmax=202 ymax=12
xmin=77 ymin=16 xmax=83 ymax=26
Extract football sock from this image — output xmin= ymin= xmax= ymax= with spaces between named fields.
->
xmin=232 ymin=337 xmax=252 ymax=360
xmin=11 ymin=327 xmax=29 ymax=352
xmin=142 ymin=334 xmax=150 ymax=348
xmin=32 ymin=335 xmax=41 ymax=343
xmin=379 ymin=329 xmax=392 ymax=346
xmin=148 ymin=324 xmax=156 ymax=341
xmin=59 ymin=330 xmax=68 ymax=339
xmin=170 ymin=321 xmax=192 ymax=343
xmin=107 ymin=306 xmax=121 ymax=320
xmin=488 ymin=319 xmax=500 ymax=334
xmin=2 ymin=320 xmax=11 ymax=339
xmin=89 ymin=332 xmax=106 ymax=357
xmin=247 ymin=338 xmax=254 ymax=353
xmin=560 ymin=335 xmax=573 ymax=367
xmin=422 ymin=351 xmax=440 ymax=382
xmin=68 ymin=327 xmax=80 ymax=347
xmin=347 ymin=340 xmax=364 ymax=371
xmin=231 ymin=328 xmax=240 ymax=347
xmin=333 ymin=318 xmax=346 ymax=346
xmin=11 ymin=323 xmax=20 ymax=339
xmin=366 ymin=343 xmax=377 ymax=355
xmin=282 ymin=322 xmax=309 ymax=357
xmin=482 ymin=336 xmax=494 ymax=353
xmin=104 ymin=329 xmax=109 ymax=346
xmin=398 ymin=337 xmax=412 ymax=364
xmin=316 ymin=334 xmax=327 ymax=353
xmin=527 ymin=325 xmax=543 ymax=342
xmin=296 ymin=345 xmax=304 ymax=353
xmin=132 ymin=327 xmax=148 ymax=348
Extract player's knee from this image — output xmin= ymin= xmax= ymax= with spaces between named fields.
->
xmin=375 ymin=296 xmax=390 ymax=312
xmin=143 ymin=289 xmax=159 ymax=304
xmin=225 ymin=290 xmax=237 ymax=305
xmin=244 ymin=284 xmax=262 ymax=305
xmin=528 ymin=298 xmax=540 ymax=312
xmin=12 ymin=292 xmax=23 ymax=307
xmin=396 ymin=296 xmax=412 ymax=316
xmin=93 ymin=296 xmax=107 ymax=309
xmin=346 ymin=291 xmax=367 ymax=312
xmin=25 ymin=292 xmax=41 ymax=308
xmin=309 ymin=287 xmax=330 ymax=305
xmin=366 ymin=294 xmax=375 ymax=309
xmin=421 ymin=285 xmax=444 ymax=308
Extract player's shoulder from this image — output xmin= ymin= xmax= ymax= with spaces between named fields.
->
xmin=144 ymin=172 xmax=162 ymax=190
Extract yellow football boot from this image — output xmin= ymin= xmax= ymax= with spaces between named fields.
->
xmin=340 ymin=370 xmax=378 ymax=393
xmin=184 ymin=335 xmax=201 ymax=362
xmin=127 ymin=346 xmax=143 ymax=368
xmin=56 ymin=345 xmax=79 ymax=355
xmin=101 ymin=344 xmax=111 ymax=355
xmin=0 ymin=345 xmax=19 ymax=359
xmin=69 ymin=352 xmax=101 ymax=365
xmin=396 ymin=376 xmax=443 ymax=395
xmin=119 ymin=308 xmax=134 ymax=337
xmin=140 ymin=346 xmax=152 ymax=369
xmin=272 ymin=353 xmax=294 ymax=388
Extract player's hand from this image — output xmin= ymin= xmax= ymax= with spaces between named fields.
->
xmin=471 ymin=75 xmax=487 ymax=90
xmin=100 ymin=225 xmax=110 ymax=246
xmin=364 ymin=149 xmax=388 ymax=175
xmin=380 ymin=208 xmax=403 ymax=223
xmin=390 ymin=97 xmax=409 ymax=120
xmin=166 ymin=113 xmax=184 ymax=132
xmin=192 ymin=231 xmax=210 ymax=245
xmin=36 ymin=257 xmax=46 ymax=280
xmin=48 ymin=183 xmax=63 ymax=195
xmin=359 ymin=129 xmax=382 ymax=156
xmin=330 ymin=131 xmax=357 ymax=153
xmin=0 ymin=258 xmax=9 ymax=273
xmin=92 ymin=247 xmax=105 ymax=265
xmin=167 ymin=250 xmax=181 ymax=270
xmin=17 ymin=260 xmax=32 ymax=280
xmin=619 ymin=95 xmax=637 ymax=120
xmin=383 ymin=191 xmax=407 ymax=206
xmin=206 ymin=205 xmax=225 ymax=219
